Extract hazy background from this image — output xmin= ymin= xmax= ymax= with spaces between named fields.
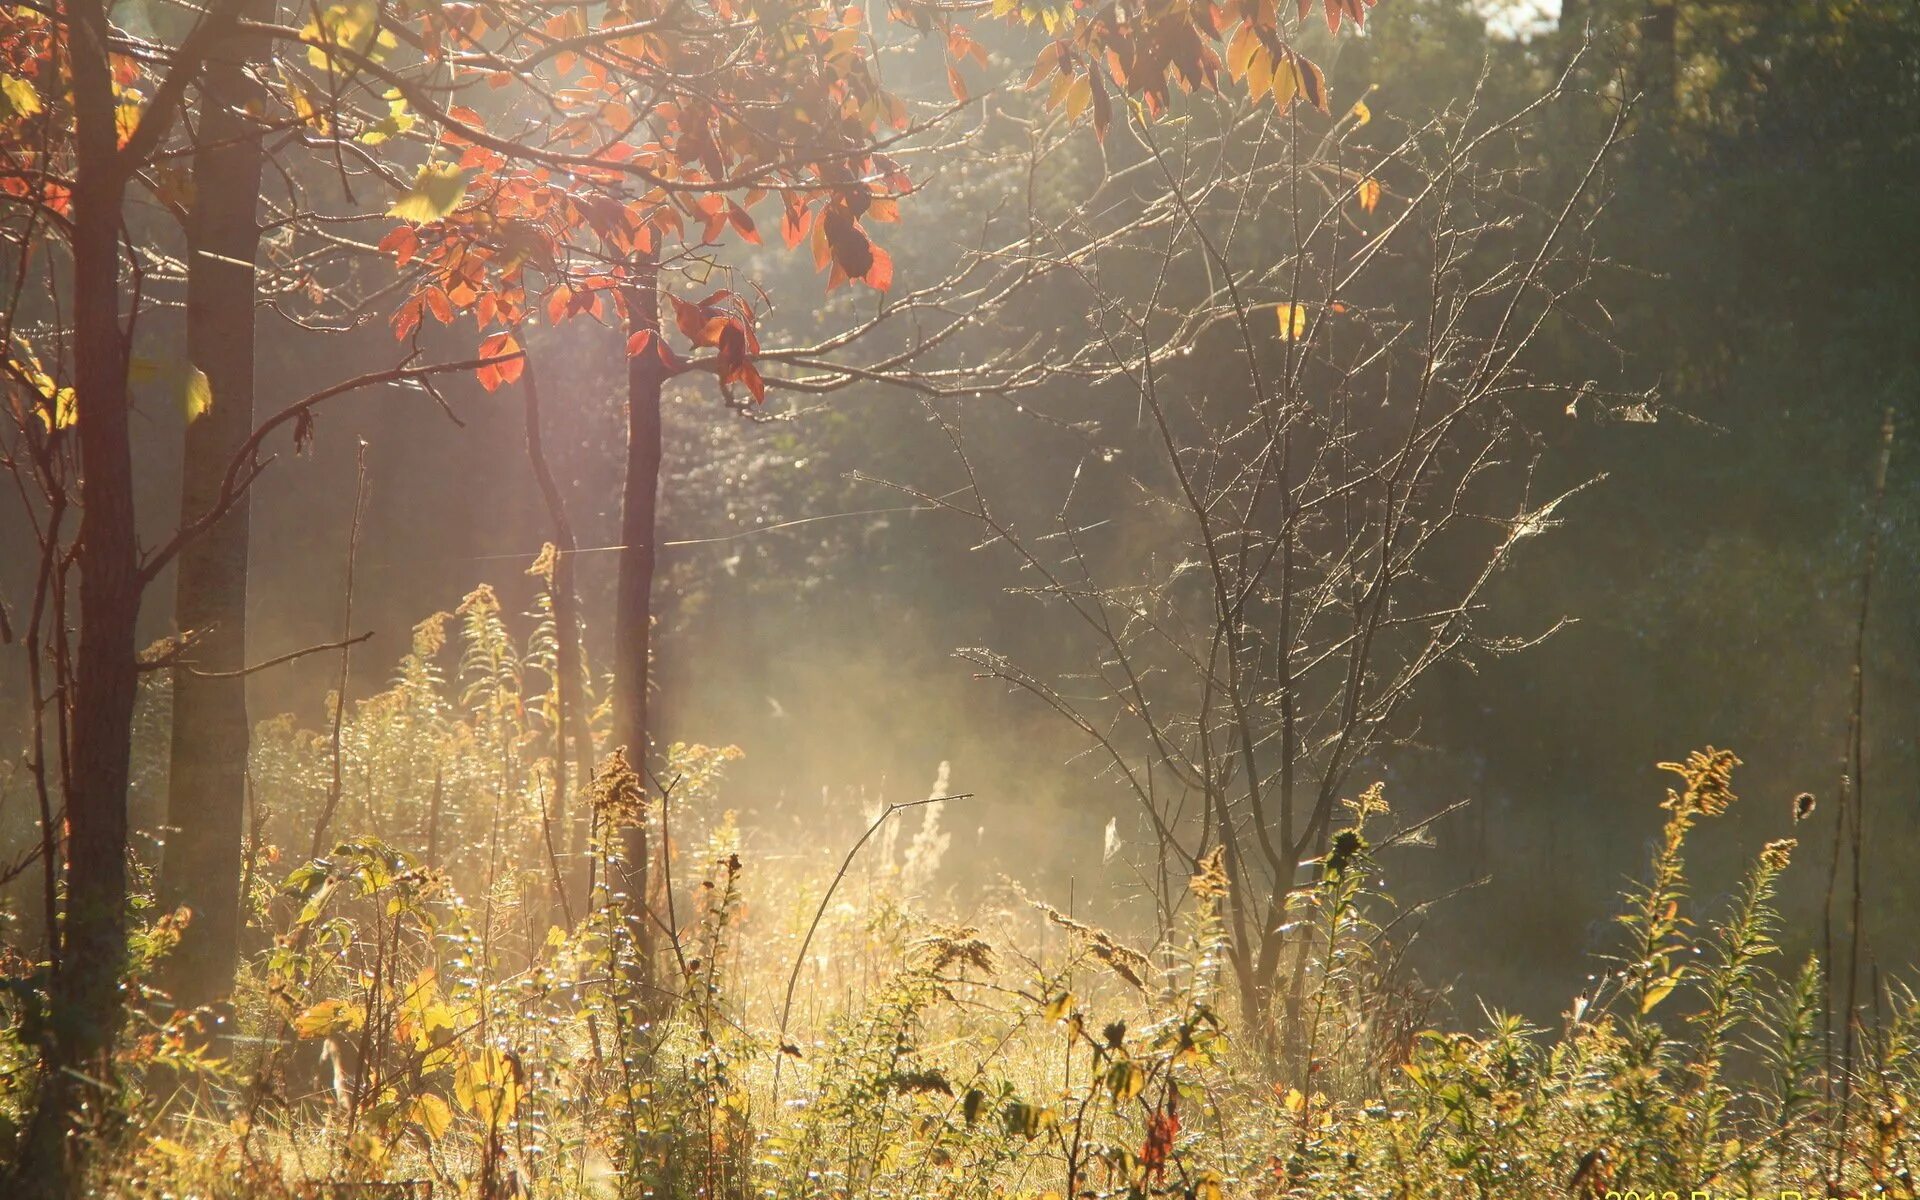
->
xmin=3 ymin=0 xmax=1916 ymax=1022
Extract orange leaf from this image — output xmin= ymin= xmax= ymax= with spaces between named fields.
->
xmin=727 ymin=201 xmax=761 ymax=245
xmin=392 ymin=298 xmax=422 ymax=342
xmin=1276 ymin=302 xmax=1307 ymax=340
xmin=378 ymin=225 xmax=419 ymax=265
xmin=670 ymin=294 xmax=709 ymax=343
xmin=476 ymin=332 xmax=524 ymax=392
xmin=865 ymin=244 xmax=894 ymax=293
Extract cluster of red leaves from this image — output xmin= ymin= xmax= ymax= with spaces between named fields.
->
xmin=1141 ymin=1106 xmax=1182 ymax=1180
xmin=365 ymin=0 xmax=1373 ymax=392
xmin=667 ymin=290 xmax=763 ymax=403
xmin=367 ymin=0 xmax=914 ymax=396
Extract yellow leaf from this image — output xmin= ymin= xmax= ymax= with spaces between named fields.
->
xmin=1350 ymin=98 xmax=1371 ymax=126
xmin=148 ymin=1136 xmax=192 ymax=1161
xmin=346 ymin=1129 xmax=390 ymax=1171
xmin=303 ymin=0 xmax=382 ymax=70
xmin=294 ymin=998 xmax=365 ymax=1038
xmin=282 ymin=69 xmax=332 ymax=135
xmin=1063 ymin=76 xmax=1092 ymax=124
xmin=1245 ymin=49 xmax=1272 ymax=103
xmin=1276 ymin=302 xmax=1307 ymax=340
xmin=184 ymin=365 xmax=212 ymax=423
xmin=1 ymin=75 xmax=43 ymax=119
xmin=1282 ymin=1086 xmax=1306 ymax=1113
xmin=49 ymin=386 xmax=77 ymax=430
xmin=1272 ymin=58 xmax=1300 ymax=110
xmin=116 ymin=95 xmax=143 ymax=149
xmin=1227 ymin=25 xmax=1260 ymax=81
xmin=388 ymin=163 xmax=470 ymax=224
xmin=454 ymin=1048 xmax=520 ymax=1125
xmin=406 ymin=1093 xmax=453 ymax=1141
xmin=1358 ymin=176 xmax=1381 ymax=214
xmin=359 ymin=88 xmax=414 ymax=144
xmin=1641 ymin=976 xmax=1680 ymax=1013
xmin=1043 ymin=991 xmax=1074 ymax=1022
xmin=14 ymin=350 xmax=77 ymax=431
xmin=400 ymin=969 xmax=456 ymax=1049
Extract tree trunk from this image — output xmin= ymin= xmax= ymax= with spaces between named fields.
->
xmin=1640 ymin=0 xmax=1678 ymax=131
xmin=611 ymin=257 xmax=663 ymax=977
xmin=523 ymin=358 xmax=596 ymax=917
xmin=8 ymin=2 xmax=139 ymax=1191
xmin=157 ymin=2 xmax=269 ymax=1014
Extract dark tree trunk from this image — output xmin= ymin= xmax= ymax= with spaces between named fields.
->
xmin=8 ymin=1 xmax=139 ymax=1191
xmin=1641 ymin=0 xmax=1678 ymax=130
xmin=612 ymin=257 xmax=663 ymax=975
xmin=157 ymin=3 xmax=269 ymax=1014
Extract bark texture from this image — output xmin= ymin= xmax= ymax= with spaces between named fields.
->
xmin=9 ymin=1 xmax=139 ymax=1190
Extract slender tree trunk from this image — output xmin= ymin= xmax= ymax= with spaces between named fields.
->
xmin=8 ymin=2 xmax=138 ymax=1191
xmin=612 ymin=256 xmax=663 ymax=975
xmin=1640 ymin=0 xmax=1678 ymax=131
xmin=157 ymin=1 xmax=269 ymax=1013
xmin=523 ymin=358 xmax=595 ymax=916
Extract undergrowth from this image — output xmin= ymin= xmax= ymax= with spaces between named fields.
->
xmin=2 ymin=583 xmax=1914 ymax=1199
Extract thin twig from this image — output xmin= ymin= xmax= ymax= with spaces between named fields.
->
xmin=1826 ymin=407 xmax=1894 ymax=1177
xmin=185 ymin=631 xmax=373 ymax=678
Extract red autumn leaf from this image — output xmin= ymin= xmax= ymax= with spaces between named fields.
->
xmin=781 ymin=197 xmax=811 ymax=249
xmin=822 ymin=206 xmax=874 ymax=282
xmin=392 ymin=297 xmax=423 ymax=342
xmin=378 ymin=225 xmax=420 ymax=265
xmin=736 ymin=360 xmax=766 ymax=404
xmin=1089 ymin=68 xmax=1113 ymax=141
xmin=866 ymin=244 xmax=894 ymax=293
xmin=1142 ymin=1109 xmax=1181 ymax=1179
xmin=726 ymin=200 xmax=760 ymax=244
xmin=670 ymin=293 xmax=713 ymax=343
xmin=476 ymin=331 xmax=525 ymax=392
xmin=714 ymin=321 xmax=749 ymax=380
xmin=1302 ymin=54 xmax=1329 ymax=111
